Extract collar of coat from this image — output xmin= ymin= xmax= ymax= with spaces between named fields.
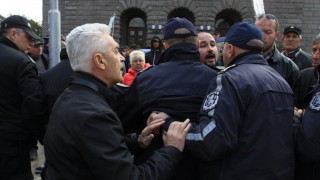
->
xmin=163 ymin=43 xmax=200 ymax=63
xmin=72 ymin=71 xmax=120 ymax=109
xmin=0 ymin=36 xmax=19 ymax=51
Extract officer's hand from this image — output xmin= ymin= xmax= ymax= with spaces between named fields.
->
xmin=138 ymin=119 xmax=164 ymax=149
xmin=147 ymin=111 xmax=170 ymax=134
xmin=163 ymin=119 xmax=190 ymax=152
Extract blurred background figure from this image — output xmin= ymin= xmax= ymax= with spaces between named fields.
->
xmin=145 ymin=36 xmax=164 ymax=65
xmin=28 ymin=39 xmax=50 ymax=73
xmin=123 ymin=50 xmax=150 ymax=86
xmin=212 ymin=30 xmax=220 ymax=40
xmin=281 ymin=25 xmax=312 ymax=70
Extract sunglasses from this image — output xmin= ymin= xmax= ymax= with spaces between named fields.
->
xmin=255 ymin=14 xmax=276 ymax=20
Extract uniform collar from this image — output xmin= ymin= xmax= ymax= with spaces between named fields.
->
xmin=163 ymin=43 xmax=200 ymax=63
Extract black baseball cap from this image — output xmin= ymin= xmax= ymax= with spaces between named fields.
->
xmin=34 ymin=39 xmax=43 ymax=46
xmin=1 ymin=15 xmax=40 ymax=40
xmin=283 ymin=25 xmax=301 ymax=35
xmin=163 ymin=17 xmax=197 ymax=40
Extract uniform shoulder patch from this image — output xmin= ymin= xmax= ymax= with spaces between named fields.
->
xmin=310 ymin=91 xmax=320 ymax=111
xmin=202 ymin=91 xmax=220 ymax=112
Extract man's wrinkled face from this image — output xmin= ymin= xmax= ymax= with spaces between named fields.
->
xmin=104 ymin=35 xmax=124 ymax=85
xmin=312 ymin=42 xmax=320 ymax=68
xmin=198 ymin=32 xmax=219 ymax=67
xmin=282 ymin=32 xmax=301 ymax=52
xmin=13 ymin=29 xmax=34 ymax=53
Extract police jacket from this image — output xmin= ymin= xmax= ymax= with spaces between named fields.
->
xmin=44 ymin=72 xmax=182 ymax=180
xmin=172 ymin=52 xmax=295 ymax=180
xmin=267 ymin=48 xmax=300 ymax=90
xmin=0 ymin=36 xmax=47 ymax=143
xmin=282 ymin=48 xmax=312 ymax=70
xmin=294 ymin=66 xmax=320 ymax=180
xmin=118 ymin=43 xmax=217 ymax=179
xmin=118 ymin=43 xmax=217 ymax=133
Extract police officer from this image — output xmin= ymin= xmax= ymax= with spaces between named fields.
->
xmin=157 ymin=22 xmax=296 ymax=180
xmin=118 ymin=17 xmax=217 ymax=179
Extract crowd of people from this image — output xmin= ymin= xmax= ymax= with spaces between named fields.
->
xmin=0 ymin=13 xmax=319 ymax=180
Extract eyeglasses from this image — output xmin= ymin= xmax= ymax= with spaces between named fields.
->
xmin=255 ymin=14 xmax=276 ymax=20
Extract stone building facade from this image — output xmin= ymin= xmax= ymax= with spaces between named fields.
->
xmin=43 ymin=0 xmax=320 ymax=53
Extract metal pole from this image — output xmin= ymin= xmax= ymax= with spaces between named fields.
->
xmin=49 ymin=0 xmax=61 ymax=68
xmin=112 ymin=13 xmax=115 ymax=37
xmin=252 ymin=0 xmax=265 ymax=17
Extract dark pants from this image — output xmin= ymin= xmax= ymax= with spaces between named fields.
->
xmin=0 ymin=138 xmax=33 ymax=180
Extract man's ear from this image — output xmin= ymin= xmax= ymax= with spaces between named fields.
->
xmin=93 ymin=53 xmax=106 ymax=70
xmin=275 ymin=31 xmax=280 ymax=41
xmin=228 ymin=44 xmax=235 ymax=59
xmin=7 ymin=28 xmax=17 ymax=40
xmin=197 ymin=39 xmax=200 ymax=48
xmin=163 ymin=41 xmax=169 ymax=49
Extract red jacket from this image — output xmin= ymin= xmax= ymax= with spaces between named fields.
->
xmin=123 ymin=63 xmax=150 ymax=86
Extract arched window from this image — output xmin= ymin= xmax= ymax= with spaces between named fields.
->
xmin=215 ymin=9 xmax=242 ymax=36
xmin=168 ymin=7 xmax=195 ymax=24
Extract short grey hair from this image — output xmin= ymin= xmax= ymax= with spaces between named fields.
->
xmin=313 ymin=33 xmax=320 ymax=45
xmin=66 ymin=23 xmax=111 ymax=72
xmin=1 ymin=27 xmax=23 ymax=37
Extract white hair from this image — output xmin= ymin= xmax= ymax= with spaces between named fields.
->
xmin=66 ymin=23 xmax=111 ymax=72
xmin=129 ymin=50 xmax=145 ymax=64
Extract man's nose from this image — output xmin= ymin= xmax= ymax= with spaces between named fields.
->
xmin=119 ymin=53 xmax=125 ymax=62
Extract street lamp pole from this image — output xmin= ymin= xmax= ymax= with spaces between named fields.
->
xmin=49 ymin=0 xmax=61 ymax=68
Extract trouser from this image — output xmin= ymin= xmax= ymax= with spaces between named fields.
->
xmin=0 ymin=138 xmax=33 ymax=180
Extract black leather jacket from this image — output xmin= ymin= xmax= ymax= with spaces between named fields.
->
xmin=44 ymin=72 xmax=182 ymax=180
xmin=0 ymin=36 xmax=47 ymax=143
xmin=267 ymin=48 xmax=300 ymax=89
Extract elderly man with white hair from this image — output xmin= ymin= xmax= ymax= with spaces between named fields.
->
xmin=44 ymin=23 xmax=190 ymax=180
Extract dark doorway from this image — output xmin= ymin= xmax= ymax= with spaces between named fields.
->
xmin=120 ymin=8 xmax=147 ymax=48
xmin=127 ymin=18 xmax=145 ymax=48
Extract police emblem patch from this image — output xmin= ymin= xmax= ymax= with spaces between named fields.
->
xmin=310 ymin=92 xmax=320 ymax=111
xmin=202 ymin=91 xmax=220 ymax=111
